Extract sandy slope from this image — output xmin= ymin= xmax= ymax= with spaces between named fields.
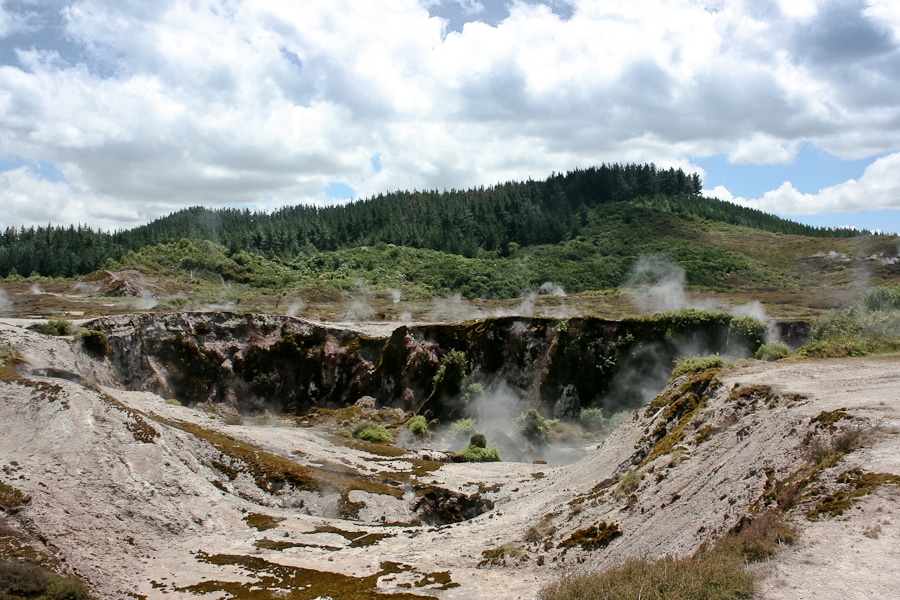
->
xmin=1 ymin=319 xmax=898 ymax=599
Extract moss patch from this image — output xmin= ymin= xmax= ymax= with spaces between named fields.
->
xmin=806 ymin=469 xmax=900 ymax=520
xmin=312 ymin=525 xmax=395 ymax=548
xmin=98 ymin=393 xmax=159 ymax=443
xmin=175 ymin=552 xmax=439 ymax=599
xmin=557 ymin=522 xmax=622 ymax=551
xmin=635 ymin=367 xmax=725 ymax=467
xmin=243 ymin=513 xmax=285 ymax=532
xmin=161 ymin=418 xmax=317 ymax=493
xmin=478 ymin=544 xmax=522 ymax=567
xmin=0 ymin=481 xmax=31 ymax=512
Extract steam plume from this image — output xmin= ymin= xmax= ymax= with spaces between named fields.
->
xmin=0 ymin=288 xmax=12 ymax=313
xmin=625 ymin=255 xmax=722 ymax=314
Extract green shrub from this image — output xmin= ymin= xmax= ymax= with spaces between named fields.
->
xmin=0 ymin=560 xmax=89 ymax=600
xmin=448 ymin=418 xmax=475 ymax=437
xmin=462 ymin=381 xmax=484 ymax=402
xmin=351 ymin=421 xmax=393 ymax=444
xmin=405 ymin=415 xmax=428 ymax=437
xmin=579 ymin=407 xmax=606 ymax=432
xmin=0 ymin=481 xmax=31 ymax=509
xmin=77 ymin=328 xmax=110 ymax=357
xmin=798 ymin=288 xmax=900 ymax=358
xmin=608 ymin=409 xmax=633 ymax=430
xmin=432 ymin=349 xmax=467 ymax=397
xmin=45 ymin=576 xmax=91 ymax=600
xmin=726 ymin=316 xmax=768 ymax=355
xmin=444 ymin=418 xmax=476 ymax=445
xmin=669 ymin=355 xmax=724 ymax=381
xmin=755 ymin=342 xmax=792 ymax=361
xmin=47 ymin=318 xmax=73 ymax=336
xmin=458 ymin=444 xmax=500 ymax=462
xmin=517 ymin=409 xmax=554 ymax=444
xmin=860 ymin=285 xmax=900 ymax=312
xmin=613 ymin=469 xmax=640 ymax=499
xmin=29 ymin=319 xmax=73 ymax=336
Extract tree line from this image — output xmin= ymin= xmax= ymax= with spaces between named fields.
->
xmin=0 ymin=163 xmax=869 ymax=279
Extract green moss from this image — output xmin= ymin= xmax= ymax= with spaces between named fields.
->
xmin=243 ymin=513 xmax=285 ymax=531
xmin=351 ymin=421 xmax=394 ymax=444
xmin=694 ymin=424 xmax=715 ymax=445
xmin=312 ymin=525 xmax=395 ymax=548
xmin=0 ymin=344 xmax=22 ymax=382
xmin=253 ymin=538 xmax=305 ymax=551
xmin=557 ymin=522 xmax=622 ymax=551
xmin=178 ymin=552 xmax=440 ymax=599
xmin=161 ymin=419 xmax=317 ymax=493
xmin=809 ymin=408 xmax=853 ymax=432
xmin=806 ymin=469 xmax=900 ymax=520
xmin=0 ymin=481 xmax=31 ymax=512
xmin=669 ymin=356 xmax=724 ymax=382
xmin=478 ymin=544 xmax=522 ymax=567
xmin=639 ymin=366 xmax=720 ymax=464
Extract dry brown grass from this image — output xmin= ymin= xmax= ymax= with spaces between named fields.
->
xmin=539 ymin=551 xmax=754 ymax=600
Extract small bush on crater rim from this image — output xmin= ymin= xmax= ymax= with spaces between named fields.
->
xmin=755 ymin=342 xmax=792 ymax=362
xmin=405 ymin=415 xmax=428 ymax=437
xmin=351 ymin=421 xmax=393 ymax=444
xmin=457 ymin=445 xmax=500 ymax=462
xmin=669 ymin=355 xmax=724 ymax=382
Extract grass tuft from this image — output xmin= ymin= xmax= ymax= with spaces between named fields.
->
xmin=669 ymin=355 xmax=724 ymax=382
xmin=539 ymin=550 xmax=754 ymax=600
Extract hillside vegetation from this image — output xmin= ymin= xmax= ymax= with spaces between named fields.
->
xmin=1 ymin=165 xmax=890 ymax=291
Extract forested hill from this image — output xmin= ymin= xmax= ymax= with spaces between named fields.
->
xmin=0 ymin=163 xmax=870 ymax=279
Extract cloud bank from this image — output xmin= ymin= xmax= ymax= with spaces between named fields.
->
xmin=0 ymin=0 xmax=898 ymax=229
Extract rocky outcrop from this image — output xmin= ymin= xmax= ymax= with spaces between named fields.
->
xmin=87 ymin=311 xmax=794 ymax=420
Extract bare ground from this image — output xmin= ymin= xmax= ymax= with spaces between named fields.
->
xmin=0 ymin=318 xmax=898 ymax=599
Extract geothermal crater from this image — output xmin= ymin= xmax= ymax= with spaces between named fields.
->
xmin=0 ymin=312 xmax=897 ymax=599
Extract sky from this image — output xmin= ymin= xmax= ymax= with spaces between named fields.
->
xmin=0 ymin=0 xmax=899 ymax=234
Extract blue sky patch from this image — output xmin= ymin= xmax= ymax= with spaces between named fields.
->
xmin=325 ymin=182 xmax=355 ymax=200
xmin=695 ymin=144 xmax=874 ymax=199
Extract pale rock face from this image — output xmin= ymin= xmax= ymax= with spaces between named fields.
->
xmin=0 ymin=316 xmax=898 ymax=599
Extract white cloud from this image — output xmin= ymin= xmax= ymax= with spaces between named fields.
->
xmin=751 ymin=152 xmax=900 ymax=214
xmin=712 ymin=151 xmax=900 ymax=217
xmin=0 ymin=0 xmax=898 ymax=228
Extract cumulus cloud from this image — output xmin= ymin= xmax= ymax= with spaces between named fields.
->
xmin=0 ymin=0 xmax=898 ymax=229
xmin=718 ymin=151 xmax=900 ymax=217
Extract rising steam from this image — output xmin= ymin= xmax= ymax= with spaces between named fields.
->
xmin=625 ymin=255 xmax=721 ymax=314
xmin=0 ymin=288 xmax=12 ymax=313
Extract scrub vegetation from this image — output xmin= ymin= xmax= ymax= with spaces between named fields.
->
xmin=797 ymin=284 xmax=900 ymax=358
xmin=3 ymin=165 xmax=894 ymax=310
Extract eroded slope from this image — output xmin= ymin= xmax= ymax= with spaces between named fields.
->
xmin=0 ymin=317 xmax=897 ymax=599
